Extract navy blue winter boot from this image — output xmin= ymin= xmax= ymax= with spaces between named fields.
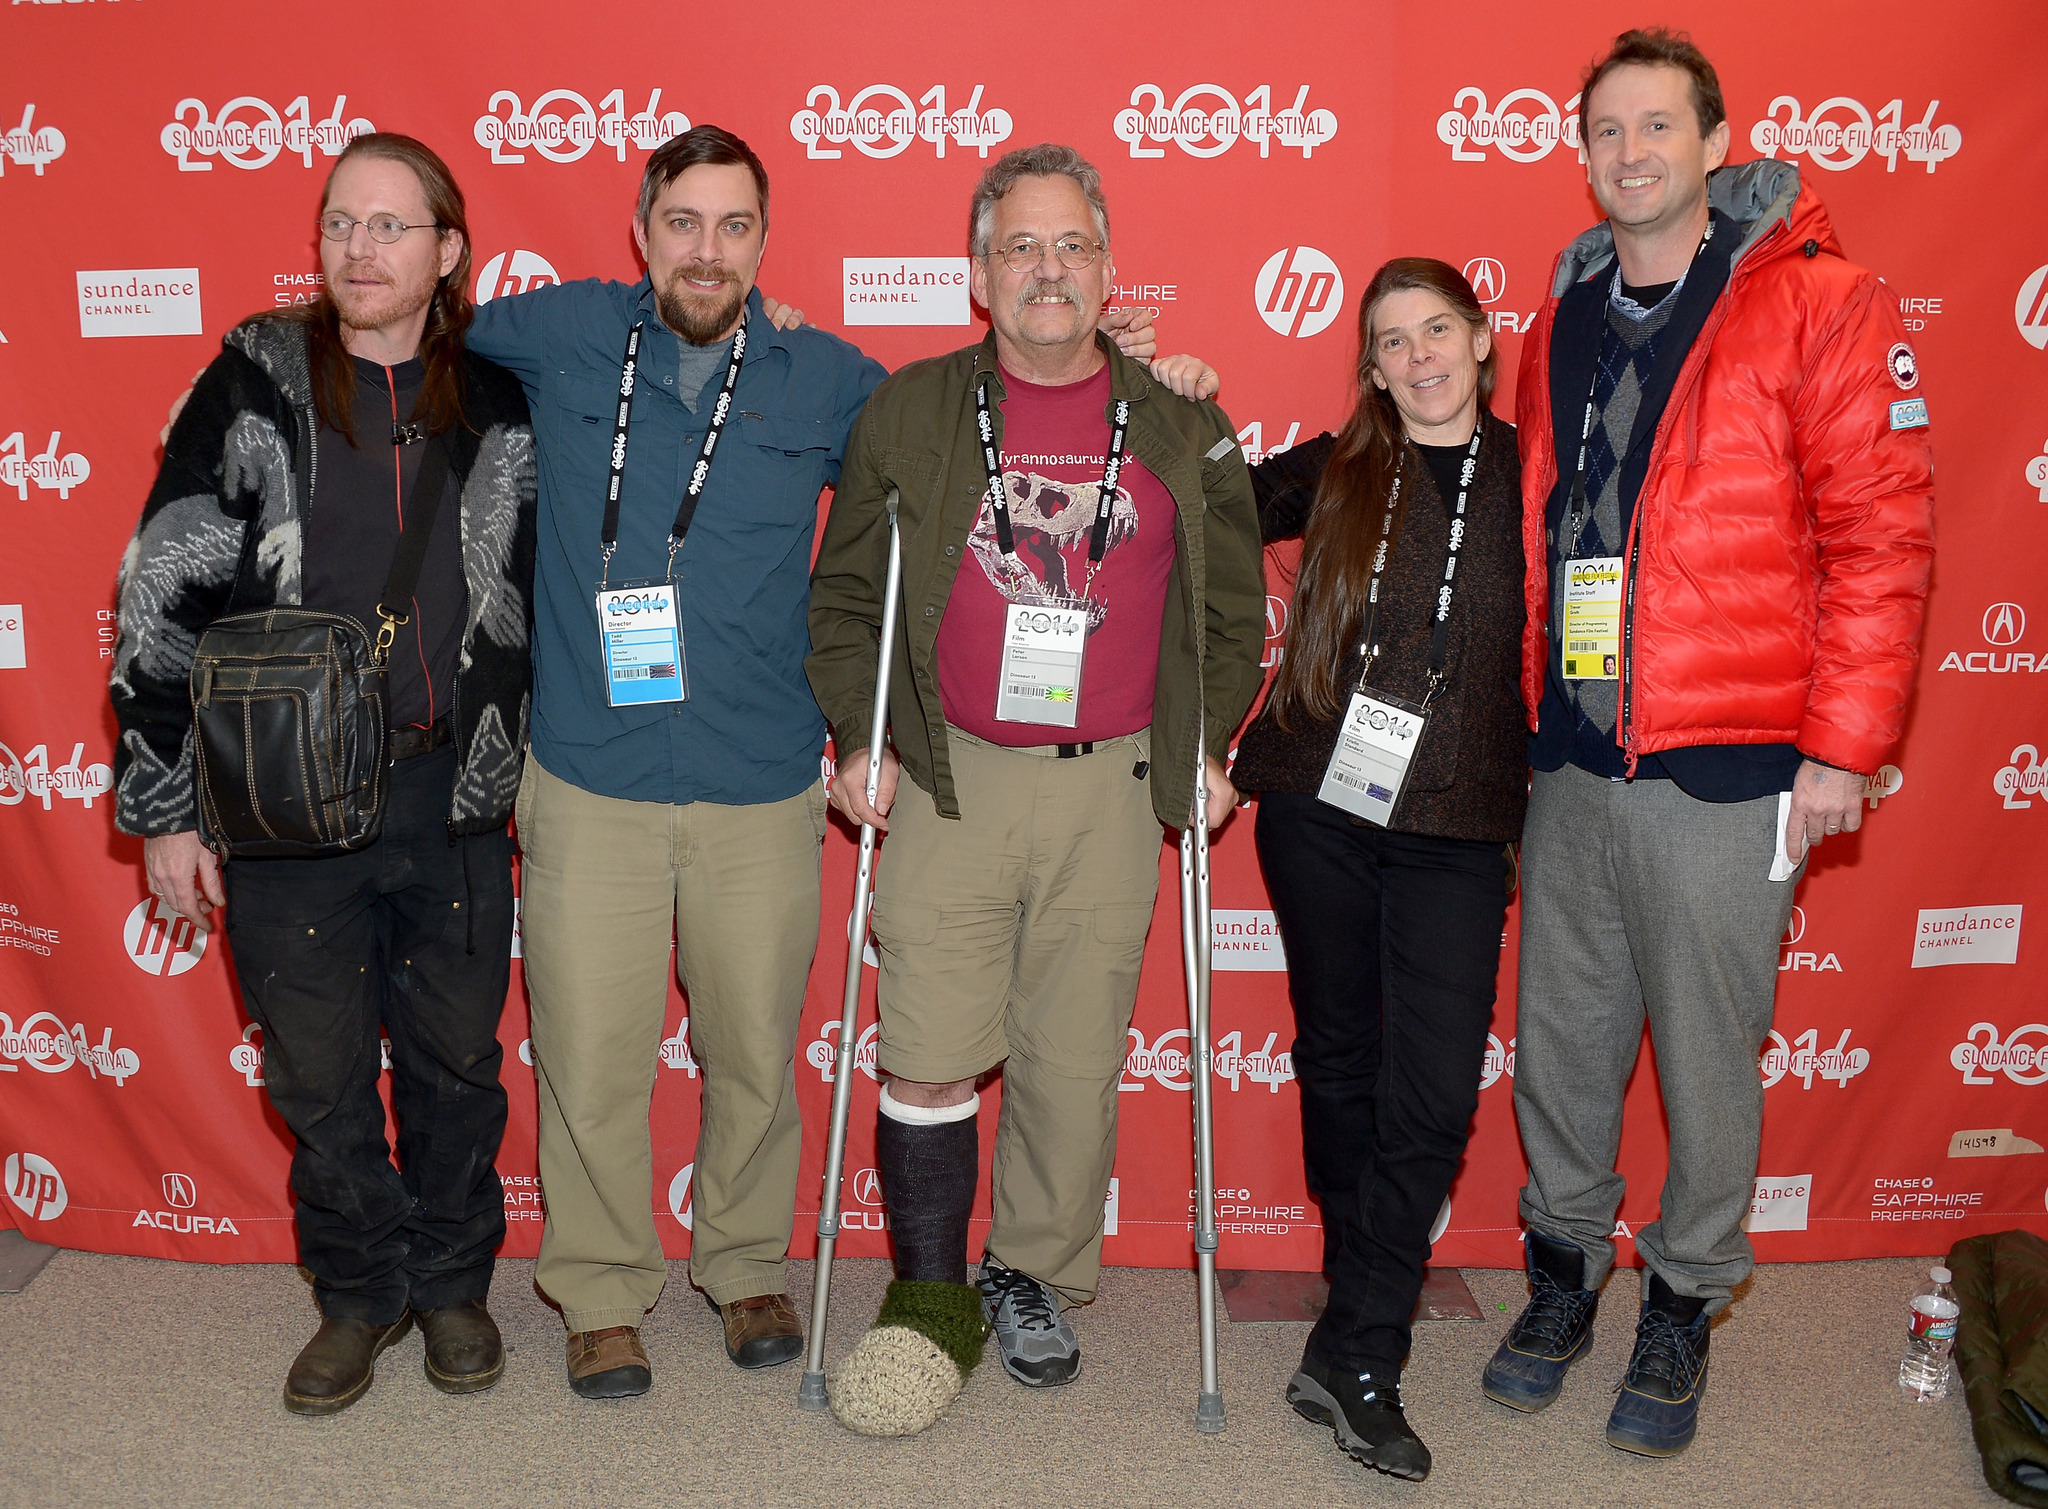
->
xmin=1605 ymin=1272 xmax=1710 ymax=1456
xmin=1481 ymin=1230 xmax=1600 ymax=1412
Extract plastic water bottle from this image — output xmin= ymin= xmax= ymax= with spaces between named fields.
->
xmin=1898 ymin=1265 xmax=1961 ymax=1402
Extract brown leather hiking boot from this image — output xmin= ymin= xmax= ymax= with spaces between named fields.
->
xmin=418 ymin=1299 xmax=504 ymax=1395
xmin=566 ymin=1325 xmax=651 ymax=1399
xmin=283 ymin=1314 xmax=413 ymax=1416
xmin=716 ymin=1292 xmax=803 ymax=1369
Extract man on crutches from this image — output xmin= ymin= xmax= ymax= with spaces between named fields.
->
xmin=803 ymin=142 xmax=1265 ymax=1437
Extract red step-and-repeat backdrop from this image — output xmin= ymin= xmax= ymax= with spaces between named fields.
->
xmin=3 ymin=0 xmax=2045 ymax=1277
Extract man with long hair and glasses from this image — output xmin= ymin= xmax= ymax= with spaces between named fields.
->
xmin=111 ymin=134 xmax=538 ymax=1414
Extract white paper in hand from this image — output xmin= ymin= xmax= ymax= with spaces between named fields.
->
xmin=1769 ymin=790 xmax=1801 ymax=883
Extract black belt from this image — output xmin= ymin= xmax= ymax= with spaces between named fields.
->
xmin=390 ymin=715 xmax=453 ymax=762
xmin=1056 ymin=742 xmax=1095 ymax=759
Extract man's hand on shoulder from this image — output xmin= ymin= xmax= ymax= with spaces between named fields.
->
xmin=1148 ymin=354 xmax=1220 ymax=402
xmin=1100 ymin=306 xmax=1155 ymax=361
xmin=759 ymin=293 xmax=809 ymax=331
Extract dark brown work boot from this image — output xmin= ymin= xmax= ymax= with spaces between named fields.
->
xmin=716 ymin=1292 xmax=803 ymax=1369
xmin=566 ymin=1326 xmax=651 ymax=1399
xmin=418 ymin=1299 xmax=505 ymax=1395
xmin=283 ymin=1313 xmax=413 ymax=1416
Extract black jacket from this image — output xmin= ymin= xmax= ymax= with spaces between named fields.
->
xmin=1230 ymin=411 xmax=1530 ymax=844
xmin=110 ymin=316 xmax=538 ymax=838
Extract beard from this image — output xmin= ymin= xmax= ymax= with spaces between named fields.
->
xmin=331 ymin=259 xmax=436 ymax=335
xmin=656 ymin=262 xmax=747 ymax=345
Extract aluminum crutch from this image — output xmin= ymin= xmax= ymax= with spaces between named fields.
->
xmin=799 ymin=489 xmax=902 ymax=1412
xmin=1180 ymin=725 xmax=1225 ymax=1434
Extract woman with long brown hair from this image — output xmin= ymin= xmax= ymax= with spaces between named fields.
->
xmin=1232 ymin=258 xmax=1528 ymax=1482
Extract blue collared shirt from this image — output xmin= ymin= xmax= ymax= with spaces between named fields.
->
xmin=469 ymin=281 xmax=886 ymax=807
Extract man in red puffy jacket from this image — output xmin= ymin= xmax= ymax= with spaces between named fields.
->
xmin=1480 ymin=29 xmax=1934 ymax=1457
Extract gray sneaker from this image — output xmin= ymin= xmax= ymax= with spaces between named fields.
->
xmin=976 ymin=1257 xmax=1080 ymax=1387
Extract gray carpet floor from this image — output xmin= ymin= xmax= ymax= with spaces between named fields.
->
xmin=0 ymin=1250 xmax=2003 ymax=1508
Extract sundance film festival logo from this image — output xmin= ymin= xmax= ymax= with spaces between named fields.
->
xmin=1750 ymin=96 xmax=1960 ymax=173
xmin=474 ymin=88 xmax=689 ymax=165
xmin=0 ymin=1011 xmax=140 ymax=1085
xmin=76 ymin=268 xmax=202 ymax=339
xmin=1954 ymin=1022 xmax=2048 ymax=1084
xmin=475 ymin=250 xmax=561 ymax=303
xmin=161 ymin=96 xmax=373 ymax=171
xmin=5 ymin=1152 xmax=66 ymax=1222
xmin=1760 ymin=1027 xmax=1868 ymax=1089
xmin=790 ymin=84 xmax=1011 ymax=160
xmin=0 ymin=739 xmax=111 ymax=809
xmin=0 ymin=430 xmax=89 ymax=497
xmin=1113 ymin=84 xmax=1337 ymax=159
xmin=1997 ymin=744 xmax=2047 ymax=810
xmin=1256 ymin=247 xmax=1343 ymax=338
xmin=0 ymin=104 xmax=64 ymax=175
xmin=123 ymin=897 xmax=207 ymax=976
xmin=1439 ymin=86 xmax=1582 ymax=163
xmin=229 ymin=1023 xmax=264 ymax=1087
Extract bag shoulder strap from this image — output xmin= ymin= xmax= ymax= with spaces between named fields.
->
xmin=374 ymin=434 xmax=453 ymax=657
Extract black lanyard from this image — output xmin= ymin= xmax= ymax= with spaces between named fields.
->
xmin=974 ymin=373 xmax=1130 ymax=600
xmin=1355 ymin=424 xmax=1483 ymax=706
xmin=597 ymin=316 xmax=747 ymax=592
xmin=1563 ymin=219 xmax=1714 ymax=558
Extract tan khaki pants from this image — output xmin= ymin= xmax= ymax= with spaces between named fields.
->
xmin=869 ymin=727 xmax=1160 ymax=1305
xmin=516 ymin=754 xmax=825 ymax=1330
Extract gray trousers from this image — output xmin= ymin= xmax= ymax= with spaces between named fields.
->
xmin=1513 ymin=763 xmax=1798 ymax=1312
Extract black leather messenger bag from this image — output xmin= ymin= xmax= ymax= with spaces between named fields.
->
xmin=189 ymin=435 xmax=452 ymax=858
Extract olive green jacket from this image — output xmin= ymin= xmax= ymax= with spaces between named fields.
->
xmin=1952 ymin=1229 xmax=2048 ymax=1507
xmin=805 ymin=332 xmax=1265 ymax=830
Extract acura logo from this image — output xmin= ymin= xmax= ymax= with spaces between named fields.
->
xmin=1985 ymin=603 xmax=2027 ymax=646
xmin=161 ymin=1172 xmax=196 ymax=1209
xmin=2019 ymin=265 xmax=2048 ymax=352
xmin=852 ymin=1168 xmax=883 ymax=1207
xmin=1462 ymin=256 xmax=1505 ymax=305
xmin=1265 ymin=594 xmax=1288 ymax=641
xmin=1783 ymin=906 xmax=1806 ymax=947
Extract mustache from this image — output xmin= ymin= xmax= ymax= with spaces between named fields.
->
xmin=1013 ymin=276 xmax=1080 ymax=314
xmin=666 ymin=261 xmax=739 ymax=290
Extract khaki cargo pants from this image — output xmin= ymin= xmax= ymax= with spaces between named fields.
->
xmin=869 ymin=726 xmax=1161 ymax=1306
xmin=516 ymin=754 xmax=826 ymax=1331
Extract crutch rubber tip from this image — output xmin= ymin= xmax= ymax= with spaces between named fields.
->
xmin=797 ymin=1370 xmax=829 ymax=1411
xmin=1196 ymin=1391 xmax=1226 ymax=1434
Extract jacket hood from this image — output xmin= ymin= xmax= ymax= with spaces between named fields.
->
xmin=1547 ymin=159 xmax=1840 ymax=297
xmin=223 ymin=315 xmax=315 ymax=410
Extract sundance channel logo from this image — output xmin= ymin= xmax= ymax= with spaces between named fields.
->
xmin=841 ymin=258 xmax=969 ymax=326
xmin=76 ymin=268 xmax=202 ymax=339
xmin=1914 ymin=905 xmax=2023 ymax=969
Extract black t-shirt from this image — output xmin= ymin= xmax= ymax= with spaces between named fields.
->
xmin=1620 ymin=279 xmax=1679 ymax=310
xmin=300 ymin=356 xmax=468 ymax=731
xmin=1413 ymin=440 xmax=1472 ymax=511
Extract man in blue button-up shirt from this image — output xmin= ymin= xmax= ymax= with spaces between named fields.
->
xmin=466 ymin=126 xmax=881 ymax=1398
xmin=466 ymin=126 xmax=1170 ymax=1400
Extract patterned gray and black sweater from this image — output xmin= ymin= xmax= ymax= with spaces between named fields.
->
xmin=109 ymin=315 xmax=538 ymax=839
